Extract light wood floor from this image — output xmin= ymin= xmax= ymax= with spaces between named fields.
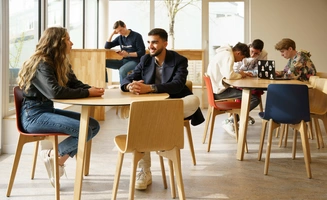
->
xmin=1 ymin=108 xmax=327 ymax=200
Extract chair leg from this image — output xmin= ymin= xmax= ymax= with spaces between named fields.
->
xmin=313 ymin=118 xmax=322 ymax=149
xmin=184 ymin=120 xmax=196 ymax=165
xmin=168 ymin=159 xmax=176 ymax=199
xmin=6 ymin=136 xmax=25 ymax=197
xmin=31 ymin=141 xmax=39 ymax=179
xmin=202 ymin=106 xmax=213 ymax=144
xmin=258 ymin=120 xmax=268 ymax=161
xmin=297 ymin=122 xmax=312 ymax=178
xmin=112 ymin=151 xmax=124 ymax=200
xmin=292 ymin=129 xmax=298 ymax=159
xmin=128 ymin=151 xmax=144 ymax=200
xmin=207 ymin=110 xmax=217 ymax=152
xmin=307 ymin=121 xmax=314 ymax=139
xmin=264 ymin=120 xmax=279 ymax=175
xmin=159 ymin=156 xmax=168 ymax=189
xmin=159 ymin=148 xmax=185 ymax=200
xmin=49 ymin=136 xmax=60 ymax=200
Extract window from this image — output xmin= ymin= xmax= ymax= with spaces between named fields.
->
xmin=9 ymin=0 xmax=38 ymax=112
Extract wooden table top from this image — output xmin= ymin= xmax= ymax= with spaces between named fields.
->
xmin=223 ymin=77 xmax=312 ymax=89
xmin=52 ymin=88 xmax=169 ymax=106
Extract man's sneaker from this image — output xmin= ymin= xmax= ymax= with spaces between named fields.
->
xmin=40 ymin=149 xmax=66 ymax=187
xmin=135 ymin=169 xmax=152 ymax=190
xmin=222 ymin=121 xmax=236 ymax=138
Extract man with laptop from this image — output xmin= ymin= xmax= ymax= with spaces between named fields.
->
xmin=274 ymin=38 xmax=317 ymax=81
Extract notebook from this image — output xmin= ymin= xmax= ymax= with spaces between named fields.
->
xmin=257 ymin=60 xmax=291 ymax=80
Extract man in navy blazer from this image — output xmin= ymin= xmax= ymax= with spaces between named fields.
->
xmin=121 ymin=28 xmax=204 ymax=190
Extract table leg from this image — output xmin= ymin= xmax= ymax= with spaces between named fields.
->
xmin=236 ymin=89 xmax=251 ymax=160
xmin=84 ymin=106 xmax=95 ymax=176
xmin=74 ymin=105 xmax=91 ymax=200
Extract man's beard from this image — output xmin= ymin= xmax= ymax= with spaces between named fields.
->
xmin=150 ymin=48 xmax=163 ymax=57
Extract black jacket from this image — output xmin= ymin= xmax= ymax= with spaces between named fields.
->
xmin=23 ymin=61 xmax=90 ymax=101
xmin=121 ymin=50 xmax=204 ymax=126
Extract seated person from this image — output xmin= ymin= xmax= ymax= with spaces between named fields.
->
xmin=121 ymin=28 xmax=204 ymax=191
xmin=234 ymin=39 xmax=268 ymax=77
xmin=207 ymin=42 xmax=261 ymax=137
xmin=274 ymin=38 xmax=317 ymax=81
xmin=104 ymin=20 xmax=145 ymax=83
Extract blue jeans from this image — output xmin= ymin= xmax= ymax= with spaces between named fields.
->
xmin=105 ymin=59 xmax=138 ymax=83
xmin=20 ymin=99 xmax=100 ymax=158
xmin=214 ymin=87 xmax=260 ymax=111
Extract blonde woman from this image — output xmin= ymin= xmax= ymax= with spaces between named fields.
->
xmin=17 ymin=27 xmax=104 ymax=187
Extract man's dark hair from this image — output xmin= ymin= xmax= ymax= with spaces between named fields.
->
xmin=232 ymin=42 xmax=250 ymax=57
xmin=148 ymin=28 xmax=168 ymax=41
xmin=250 ymin=39 xmax=264 ymax=51
xmin=113 ymin=20 xmax=125 ymax=29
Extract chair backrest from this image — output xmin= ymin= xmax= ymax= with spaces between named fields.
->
xmin=316 ymin=72 xmax=327 ymax=78
xmin=124 ymin=99 xmax=184 ymax=152
xmin=263 ymin=84 xmax=310 ymax=124
xmin=185 ymin=80 xmax=192 ymax=92
xmin=309 ymin=75 xmax=319 ymax=88
xmin=315 ymin=77 xmax=327 ymax=94
xmin=13 ymin=86 xmax=25 ymax=133
xmin=203 ymin=73 xmax=218 ymax=109
xmin=310 ymin=78 xmax=327 ymax=115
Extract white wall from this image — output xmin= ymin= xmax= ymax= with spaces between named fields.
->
xmin=249 ymin=0 xmax=327 ymax=72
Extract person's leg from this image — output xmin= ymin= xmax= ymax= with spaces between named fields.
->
xmin=105 ymin=59 xmax=124 ymax=82
xmin=214 ymin=87 xmax=260 ymax=137
xmin=214 ymin=87 xmax=260 ymax=111
xmin=118 ymin=60 xmax=138 ymax=83
xmin=136 ymin=152 xmax=152 ymax=190
xmin=182 ymin=94 xmax=200 ymax=118
xmin=24 ymin=108 xmax=99 ymax=157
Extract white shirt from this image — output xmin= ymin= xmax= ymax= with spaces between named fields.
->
xmin=207 ymin=45 xmax=242 ymax=94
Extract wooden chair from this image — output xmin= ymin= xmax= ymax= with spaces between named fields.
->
xmin=316 ymin=71 xmax=327 ymax=78
xmin=6 ymin=86 xmax=68 ymax=200
xmin=309 ymin=77 xmax=327 ymax=149
xmin=202 ymin=74 xmax=243 ymax=152
xmin=111 ymin=99 xmax=185 ymax=200
xmin=257 ymin=84 xmax=312 ymax=178
xmin=184 ymin=80 xmax=196 ymax=165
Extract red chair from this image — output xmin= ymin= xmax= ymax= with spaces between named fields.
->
xmin=6 ymin=86 xmax=68 ymax=200
xmin=203 ymin=74 xmax=245 ymax=152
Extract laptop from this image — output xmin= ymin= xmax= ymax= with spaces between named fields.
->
xmin=257 ymin=60 xmax=291 ymax=80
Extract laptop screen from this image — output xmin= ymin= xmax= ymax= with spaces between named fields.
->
xmin=257 ymin=60 xmax=275 ymax=79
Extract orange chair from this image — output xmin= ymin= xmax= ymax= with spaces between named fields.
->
xmin=6 ymin=86 xmax=68 ymax=200
xmin=202 ymin=74 xmax=243 ymax=152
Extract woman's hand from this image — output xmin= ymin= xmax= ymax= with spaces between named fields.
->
xmin=88 ymin=87 xmax=105 ymax=97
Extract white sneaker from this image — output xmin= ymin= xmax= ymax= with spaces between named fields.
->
xmin=135 ymin=169 xmax=152 ymax=190
xmin=222 ymin=122 xmax=236 ymax=138
xmin=222 ymin=115 xmax=255 ymax=125
xmin=40 ymin=149 xmax=66 ymax=187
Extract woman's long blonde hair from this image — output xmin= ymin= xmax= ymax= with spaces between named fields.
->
xmin=17 ymin=27 xmax=70 ymax=92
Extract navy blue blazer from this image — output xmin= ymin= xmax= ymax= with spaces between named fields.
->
xmin=121 ymin=50 xmax=204 ymax=126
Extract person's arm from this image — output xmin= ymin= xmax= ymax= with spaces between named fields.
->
xmin=32 ymin=62 xmax=101 ymax=99
xmin=219 ymin=52 xmax=242 ymax=80
xmin=104 ymin=30 xmax=120 ymax=49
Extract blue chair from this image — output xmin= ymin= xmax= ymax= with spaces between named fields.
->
xmin=257 ymin=84 xmax=312 ymax=178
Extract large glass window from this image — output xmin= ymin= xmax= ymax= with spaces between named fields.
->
xmin=47 ymin=0 xmax=64 ymax=27
xmin=69 ymin=0 xmax=83 ymax=48
xmin=85 ymin=0 xmax=98 ymax=48
xmin=154 ymin=1 xmax=202 ymax=49
xmin=208 ymin=1 xmax=244 ymax=59
xmin=9 ymin=0 xmax=38 ymax=111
